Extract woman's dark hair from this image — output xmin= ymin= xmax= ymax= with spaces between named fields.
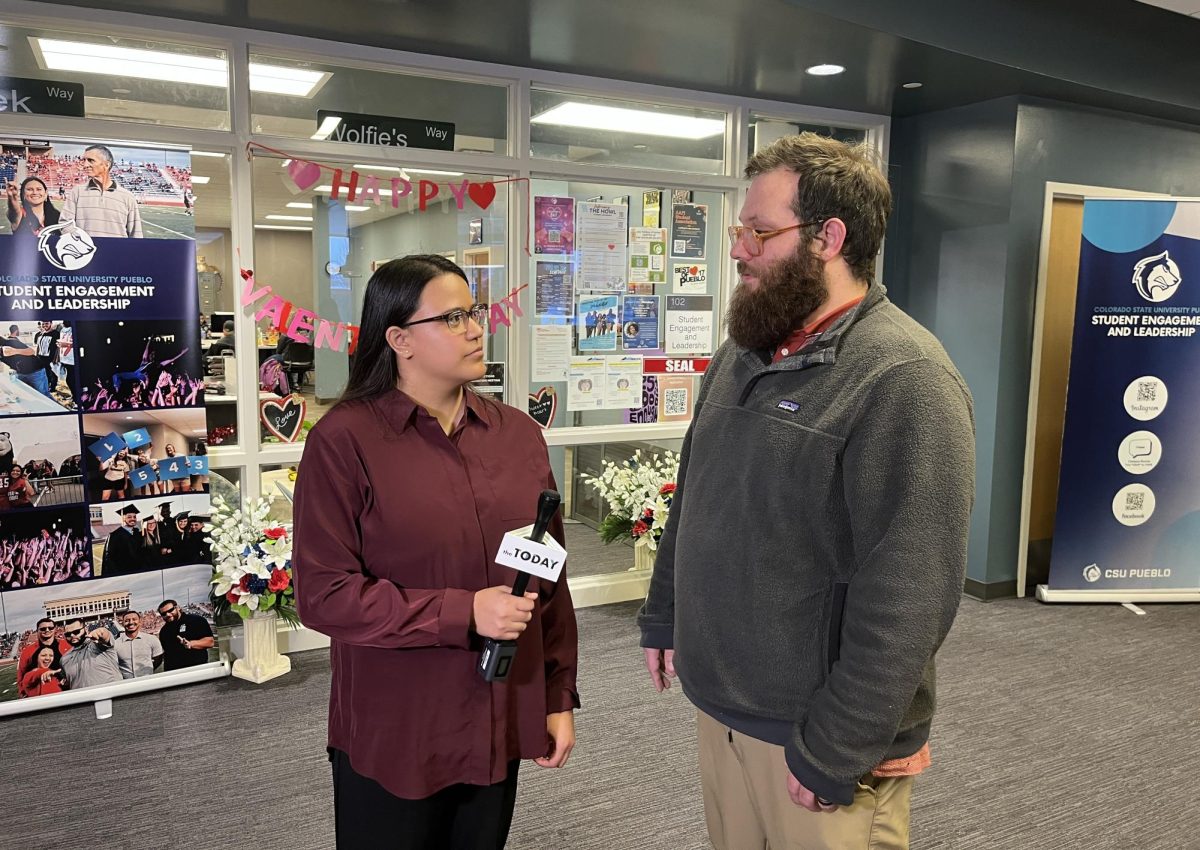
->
xmin=337 ymin=254 xmax=471 ymax=406
xmin=21 ymin=641 xmax=63 ymax=681
xmin=6 ymin=177 xmax=60 ymax=230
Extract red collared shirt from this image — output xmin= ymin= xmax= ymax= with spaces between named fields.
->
xmin=771 ymin=297 xmax=865 ymax=363
xmin=293 ymin=389 xmax=579 ymax=799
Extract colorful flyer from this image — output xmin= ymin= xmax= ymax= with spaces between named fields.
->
xmin=534 ymin=196 xmax=575 ymax=255
xmin=567 ymin=356 xmax=606 ymax=410
xmin=577 ymin=201 xmax=628 ymax=292
xmin=658 ymin=374 xmax=695 ymax=422
xmin=621 ymin=296 xmax=660 ymax=350
xmin=535 ymin=261 xmax=573 ymax=317
xmin=665 ymin=294 xmax=714 ymax=354
xmin=626 ymin=374 xmax=660 ymax=424
xmin=672 ymin=262 xmax=708 ymax=294
xmin=642 ymin=190 xmax=662 ymax=228
xmin=671 ymin=203 xmax=707 ymax=259
xmin=531 ymin=324 xmax=571 ymax=382
xmin=604 ymin=355 xmax=644 ymax=409
xmin=577 ymin=294 xmax=620 ymax=352
xmin=629 ymin=227 xmax=667 ymax=288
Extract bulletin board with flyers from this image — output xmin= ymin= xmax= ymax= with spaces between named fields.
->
xmin=526 ymin=183 xmax=726 ymax=432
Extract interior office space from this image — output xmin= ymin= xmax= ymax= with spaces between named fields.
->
xmin=2 ymin=1 xmax=1199 ymax=847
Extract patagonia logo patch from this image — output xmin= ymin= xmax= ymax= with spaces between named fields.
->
xmin=776 ymin=400 xmax=800 ymax=412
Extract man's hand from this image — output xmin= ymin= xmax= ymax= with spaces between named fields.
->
xmin=534 ymin=710 xmax=575 ymax=768
xmin=643 ymin=647 xmax=676 ymax=692
xmin=472 ymin=586 xmax=537 ymax=641
xmin=787 ymin=772 xmax=839 ymax=813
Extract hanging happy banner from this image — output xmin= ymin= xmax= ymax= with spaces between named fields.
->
xmin=247 ymin=142 xmax=530 ymax=255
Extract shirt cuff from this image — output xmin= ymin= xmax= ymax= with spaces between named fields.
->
xmin=547 ymin=686 xmax=581 ymax=713
xmin=438 ymin=588 xmax=475 ymax=649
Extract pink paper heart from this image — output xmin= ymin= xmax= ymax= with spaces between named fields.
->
xmin=608 ymin=243 xmax=616 ymax=250
xmin=467 ymin=181 xmax=497 ymax=209
xmin=286 ymin=159 xmax=322 ymax=192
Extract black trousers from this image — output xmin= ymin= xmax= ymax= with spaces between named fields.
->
xmin=330 ymin=749 xmax=519 ymax=850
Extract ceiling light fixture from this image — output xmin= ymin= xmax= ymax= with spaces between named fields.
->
xmin=311 ymin=115 xmax=341 ymax=140
xmin=191 ymin=150 xmax=226 ymax=157
xmin=286 ymin=202 xmax=314 ymax=209
xmin=190 ymin=176 xmax=210 ymax=184
xmin=266 ymin=214 xmax=313 ymax=222
xmin=531 ymin=102 xmax=724 ymax=140
xmin=901 ymin=82 xmax=924 ymax=89
xmin=805 ymin=64 xmax=846 ymax=76
xmin=30 ymin=38 xmax=329 ymax=97
xmin=344 ymin=205 xmax=371 ymax=212
xmin=254 ymin=225 xmax=312 ymax=231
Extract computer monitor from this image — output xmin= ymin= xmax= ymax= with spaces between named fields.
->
xmin=210 ymin=311 xmax=234 ymax=336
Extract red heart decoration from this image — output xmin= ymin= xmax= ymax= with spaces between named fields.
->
xmin=467 ymin=181 xmax=497 ymax=209
xmin=608 ymin=243 xmax=616 ymax=250
xmin=526 ymin=386 xmax=557 ymax=429
xmin=690 ymin=266 xmax=699 ymax=275
xmin=260 ymin=395 xmax=307 ymax=442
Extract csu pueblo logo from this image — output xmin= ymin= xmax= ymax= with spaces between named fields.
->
xmin=1082 ymin=563 xmax=1102 ymax=583
xmin=1132 ymin=251 xmax=1181 ymax=303
xmin=37 ymin=221 xmax=96 ymax=271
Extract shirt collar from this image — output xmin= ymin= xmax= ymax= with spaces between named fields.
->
xmin=375 ymin=388 xmax=494 ymax=434
xmin=86 ymin=177 xmax=116 ymax=193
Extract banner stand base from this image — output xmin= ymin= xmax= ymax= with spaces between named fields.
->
xmin=1036 ymin=585 xmax=1200 ymax=603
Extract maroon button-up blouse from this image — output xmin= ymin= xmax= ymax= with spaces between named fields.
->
xmin=292 ymin=389 xmax=580 ymax=799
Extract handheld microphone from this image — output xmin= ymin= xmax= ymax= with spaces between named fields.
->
xmin=478 ymin=489 xmax=561 ymax=682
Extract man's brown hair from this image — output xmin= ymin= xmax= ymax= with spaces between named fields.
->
xmin=746 ymin=133 xmax=892 ymax=281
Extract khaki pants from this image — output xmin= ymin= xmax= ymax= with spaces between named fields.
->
xmin=696 ymin=710 xmax=913 ymax=850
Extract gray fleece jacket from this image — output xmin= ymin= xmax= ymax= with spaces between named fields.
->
xmin=638 ymin=283 xmax=975 ymax=805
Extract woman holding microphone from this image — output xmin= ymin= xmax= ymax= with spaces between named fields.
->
xmin=293 ymin=254 xmax=578 ymax=850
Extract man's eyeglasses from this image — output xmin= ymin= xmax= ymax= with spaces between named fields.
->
xmin=64 ymin=627 xmax=84 ymax=637
xmin=160 ymin=607 xmax=178 ymax=616
xmin=37 ymin=625 xmax=56 ymax=632
xmin=727 ymin=219 xmax=826 ymax=257
xmin=401 ymin=304 xmax=488 ymax=334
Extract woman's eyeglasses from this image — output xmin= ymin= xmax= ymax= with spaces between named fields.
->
xmin=401 ymin=304 xmax=489 ymax=334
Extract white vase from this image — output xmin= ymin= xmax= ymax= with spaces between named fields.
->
xmin=633 ymin=537 xmax=656 ymax=571
xmin=232 ymin=609 xmax=292 ymax=684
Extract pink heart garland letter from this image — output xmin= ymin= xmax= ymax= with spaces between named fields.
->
xmin=286 ymin=159 xmax=322 ymax=192
xmin=467 ymin=181 xmax=497 ymax=209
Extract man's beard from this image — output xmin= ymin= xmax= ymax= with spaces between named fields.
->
xmin=726 ymin=246 xmax=827 ymax=351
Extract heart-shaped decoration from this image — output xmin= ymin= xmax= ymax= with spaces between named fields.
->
xmin=527 ymin=386 xmax=557 ymax=429
xmin=690 ymin=266 xmax=699 ymax=275
xmin=608 ymin=243 xmax=616 ymax=251
xmin=467 ymin=181 xmax=497 ymax=209
xmin=260 ymin=395 xmax=307 ymax=442
xmin=286 ymin=159 xmax=322 ymax=192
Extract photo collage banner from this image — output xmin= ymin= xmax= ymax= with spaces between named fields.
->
xmin=0 ymin=136 xmax=215 ymax=706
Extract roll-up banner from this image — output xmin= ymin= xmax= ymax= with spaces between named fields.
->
xmin=0 ymin=137 xmax=220 ymax=716
xmin=1041 ymin=199 xmax=1200 ymax=602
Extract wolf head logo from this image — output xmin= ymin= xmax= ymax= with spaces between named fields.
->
xmin=37 ymin=221 xmax=97 ymax=271
xmin=1132 ymin=251 xmax=1181 ymax=303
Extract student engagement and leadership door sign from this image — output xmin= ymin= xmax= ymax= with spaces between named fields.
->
xmin=1047 ymin=199 xmax=1200 ymax=597
xmin=0 ymin=136 xmax=217 ymax=714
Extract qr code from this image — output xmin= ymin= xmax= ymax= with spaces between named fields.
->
xmin=673 ymin=240 xmax=687 ymax=254
xmin=1137 ymin=382 xmax=1157 ymax=402
xmin=663 ymin=387 xmax=688 ymax=416
xmin=1125 ymin=492 xmax=1145 ymax=512
xmin=547 ymin=230 xmax=560 ymax=243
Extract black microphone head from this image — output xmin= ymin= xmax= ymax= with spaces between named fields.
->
xmin=529 ymin=489 xmax=561 ymax=542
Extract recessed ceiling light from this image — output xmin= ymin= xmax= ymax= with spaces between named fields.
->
xmin=254 ymin=225 xmax=312 ymax=231
xmin=191 ymin=150 xmax=226 ymax=157
xmin=266 ymin=214 xmax=313 ymax=221
xmin=190 ymin=175 xmax=210 ymax=184
xmin=902 ymin=82 xmax=923 ymax=89
xmin=531 ymin=102 xmax=724 ymax=140
xmin=805 ymin=64 xmax=845 ymax=76
xmin=344 ymin=205 xmax=371 ymax=212
xmin=286 ymin=202 xmax=313 ymax=209
xmin=31 ymin=37 xmax=329 ymax=97
xmin=311 ymin=115 xmax=341 ymax=140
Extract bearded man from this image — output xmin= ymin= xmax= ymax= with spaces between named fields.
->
xmin=638 ymin=133 xmax=976 ymax=850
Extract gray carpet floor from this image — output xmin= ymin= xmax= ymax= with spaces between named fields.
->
xmin=1 ymin=596 xmax=1198 ymax=849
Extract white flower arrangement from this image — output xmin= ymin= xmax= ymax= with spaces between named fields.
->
xmin=580 ymin=450 xmax=680 ymax=551
xmin=208 ymin=495 xmax=298 ymax=624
